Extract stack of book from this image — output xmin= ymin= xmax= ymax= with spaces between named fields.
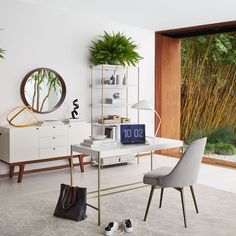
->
xmin=81 ymin=138 xmax=117 ymax=148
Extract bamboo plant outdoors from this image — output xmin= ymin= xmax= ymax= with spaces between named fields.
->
xmin=89 ymin=31 xmax=143 ymax=66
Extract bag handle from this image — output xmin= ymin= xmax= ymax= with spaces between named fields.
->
xmin=61 ymin=185 xmax=77 ymax=209
xmin=70 ymin=148 xmax=74 ymax=186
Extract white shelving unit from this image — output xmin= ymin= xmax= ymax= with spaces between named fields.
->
xmin=90 ymin=64 xmax=140 ymax=136
xmin=90 ymin=64 xmax=140 ymax=166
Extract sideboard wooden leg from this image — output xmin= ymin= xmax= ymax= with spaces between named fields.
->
xmin=78 ymin=155 xmax=85 ymax=172
xmin=18 ymin=164 xmax=25 ymax=183
xmin=9 ymin=165 xmax=15 ymax=179
xmin=68 ymin=158 xmax=72 ymax=168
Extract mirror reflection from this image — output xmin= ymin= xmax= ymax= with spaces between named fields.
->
xmin=21 ymin=68 xmax=66 ymax=114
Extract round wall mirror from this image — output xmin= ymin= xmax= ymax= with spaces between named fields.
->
xmin=20 ymin=68 xmax=66 ymax=114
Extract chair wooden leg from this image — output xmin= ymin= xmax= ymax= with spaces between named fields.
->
xmin=18 ymin=164 xmax=25 ymax=183
xmin=78 ymin=155 xmax=85 ymax=172
xmin=144 ymin=186 xmax=155 ymax=221
xmin=180 ymin=188 xmax=187 ymax=228
xmin=190 ymin=185 xmax=199 ymax=213
xmin=9 ymin=165 xmax=15 ymax=179
xmin=159 ymin=187 xmax=164 ymax=208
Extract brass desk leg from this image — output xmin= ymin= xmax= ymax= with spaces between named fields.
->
xmin=151 ymin=151 xmax=153 ymax=170
xmin=98 ymin=153 xmax=101 ymax=225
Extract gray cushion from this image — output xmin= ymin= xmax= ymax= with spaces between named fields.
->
xmin=143 ymin=167 xmax=173 ymax=186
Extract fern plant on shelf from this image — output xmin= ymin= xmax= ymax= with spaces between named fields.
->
xmin=89 ymin=31 xmax=143 ymax=66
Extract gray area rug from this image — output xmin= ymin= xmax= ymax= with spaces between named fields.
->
xmin=0 ymin=184 xmax=235 ymax=236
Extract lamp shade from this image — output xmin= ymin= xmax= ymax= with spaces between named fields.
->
xmin=131 ymin=99 xmax=153 ymax=110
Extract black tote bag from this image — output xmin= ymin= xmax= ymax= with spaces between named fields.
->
xmin=54 ymin=154 xmax=87 ymax=221
xmin=54 ymin=184 xmax=87 ymax=221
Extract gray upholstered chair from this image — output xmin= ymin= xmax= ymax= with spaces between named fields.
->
xmin=143 ymin=137 xmax=207 ymax=227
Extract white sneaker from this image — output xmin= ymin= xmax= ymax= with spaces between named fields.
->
xmin=122 ymin=219 xmax=133 ymax=233
xmin=104 ymin=221 xmax=119 ymax=236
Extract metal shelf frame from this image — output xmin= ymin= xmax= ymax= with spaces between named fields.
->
xmin=90 ymin=65 xmax=140 ymax=136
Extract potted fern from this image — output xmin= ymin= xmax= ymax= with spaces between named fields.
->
xmin=89 ymin=31 xmax=143 ymax=66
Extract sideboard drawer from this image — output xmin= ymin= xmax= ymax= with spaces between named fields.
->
xmin=39 ymin=126 xmax=68 ymax=137
xmin=39 ymin=146 xmax=69 ymax=159
xmin=39 ymin=136 xmax=68 ymax=148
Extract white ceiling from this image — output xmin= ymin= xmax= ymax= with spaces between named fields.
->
xmin=20 ymin=0 xmax=236 ymax=31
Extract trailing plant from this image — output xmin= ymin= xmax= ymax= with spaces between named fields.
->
xmin=181 ymin=33 xmax=236 ymax=141
xmin=89 ymin=31 xmax=143 ymax=66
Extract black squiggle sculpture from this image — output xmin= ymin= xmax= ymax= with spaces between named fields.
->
xmin=71 ymin=99 xmax=79 ymax=119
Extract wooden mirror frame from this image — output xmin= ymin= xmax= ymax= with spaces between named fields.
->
xmin=20 ymin=68 xmax=66 ymax=114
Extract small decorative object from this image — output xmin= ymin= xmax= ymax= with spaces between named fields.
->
xmin=71 ymin=99 xmax=79 ymax=119
xmin=123 ymin=74 xmax=128 ymax=85
xmin=6 ymin=106 xmax=40 ymax=127
xmin=89 ymin=31 xmax=143 ymax=66
xmin=110 ymin=74 xmax=115 ymax=85
xmin=105 ymin=126 xmax=117 ymax=140
xmin=106 ymin=79 xmax=111 ymax=85
xmin=121 ymin=117 xmax=130 ymax=123
xmin=113 ymin=92 xmax=120 ymax=99
xmin=116 ymin=75 xmax=121 ymax=85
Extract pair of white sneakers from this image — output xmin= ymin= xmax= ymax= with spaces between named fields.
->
xmin=104 ymin=219 xmax=133 ymax=235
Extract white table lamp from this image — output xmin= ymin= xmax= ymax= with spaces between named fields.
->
xmin=131 ymin=99 xmax=161 ymax=137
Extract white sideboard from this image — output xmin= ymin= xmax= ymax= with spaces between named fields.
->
xmin=0 ymin=122 xmax=91 ymax=182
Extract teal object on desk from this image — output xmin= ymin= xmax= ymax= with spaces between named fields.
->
xmin=120 ymin=124 xmax=146 ymax=144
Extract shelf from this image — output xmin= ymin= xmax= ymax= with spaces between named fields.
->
xmin=92 ymin=122 xmax=131 ymax=126
xmin=91 ymin=65 xmax=130 ymax=70
xmin=91 ymin=84 xmax=137 ymax=89
xmin=92 ymin=103 xmax=132 ymax=108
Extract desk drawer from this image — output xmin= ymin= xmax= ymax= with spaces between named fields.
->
xmin=39 ymin=146 xmax=69 ymax=159
xmin=39 ymin=136 xmax=68 ymax=148
xmin=39 ymin=126 xmax=68 ymax=137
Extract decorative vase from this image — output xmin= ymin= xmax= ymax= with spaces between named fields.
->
xmin=110 ymin=74 xmax=115 ymax=85
xmin=116 ymin=75 xmax=122 ymax=85
xmin=123 ymin=74 xmax=128 ymax=85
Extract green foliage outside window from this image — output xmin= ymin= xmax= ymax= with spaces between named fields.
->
xmin=181 ymin=33 xmax=236 ymax=146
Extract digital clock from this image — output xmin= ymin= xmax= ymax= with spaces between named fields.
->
xmin=120 ymin=124 xmax=146 ymax=144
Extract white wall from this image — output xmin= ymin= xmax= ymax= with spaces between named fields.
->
xmin=0 ymin=0 xmax=154 ymax=174
xmin=18 ymin=0 xmax=236 ymax=31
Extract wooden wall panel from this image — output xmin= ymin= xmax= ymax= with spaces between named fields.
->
xmin=155 ymin=34 xmax=181 ymax=154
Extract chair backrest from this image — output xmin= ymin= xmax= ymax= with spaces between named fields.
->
xmin=162 ymin=137 xmax=207 ymax=187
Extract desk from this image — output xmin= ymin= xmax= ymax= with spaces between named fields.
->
xmin=71 ymin=137 xmax=183 ymax=225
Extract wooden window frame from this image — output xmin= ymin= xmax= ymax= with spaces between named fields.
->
xmin=155 ymin=20 xmax=236 ymax=167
